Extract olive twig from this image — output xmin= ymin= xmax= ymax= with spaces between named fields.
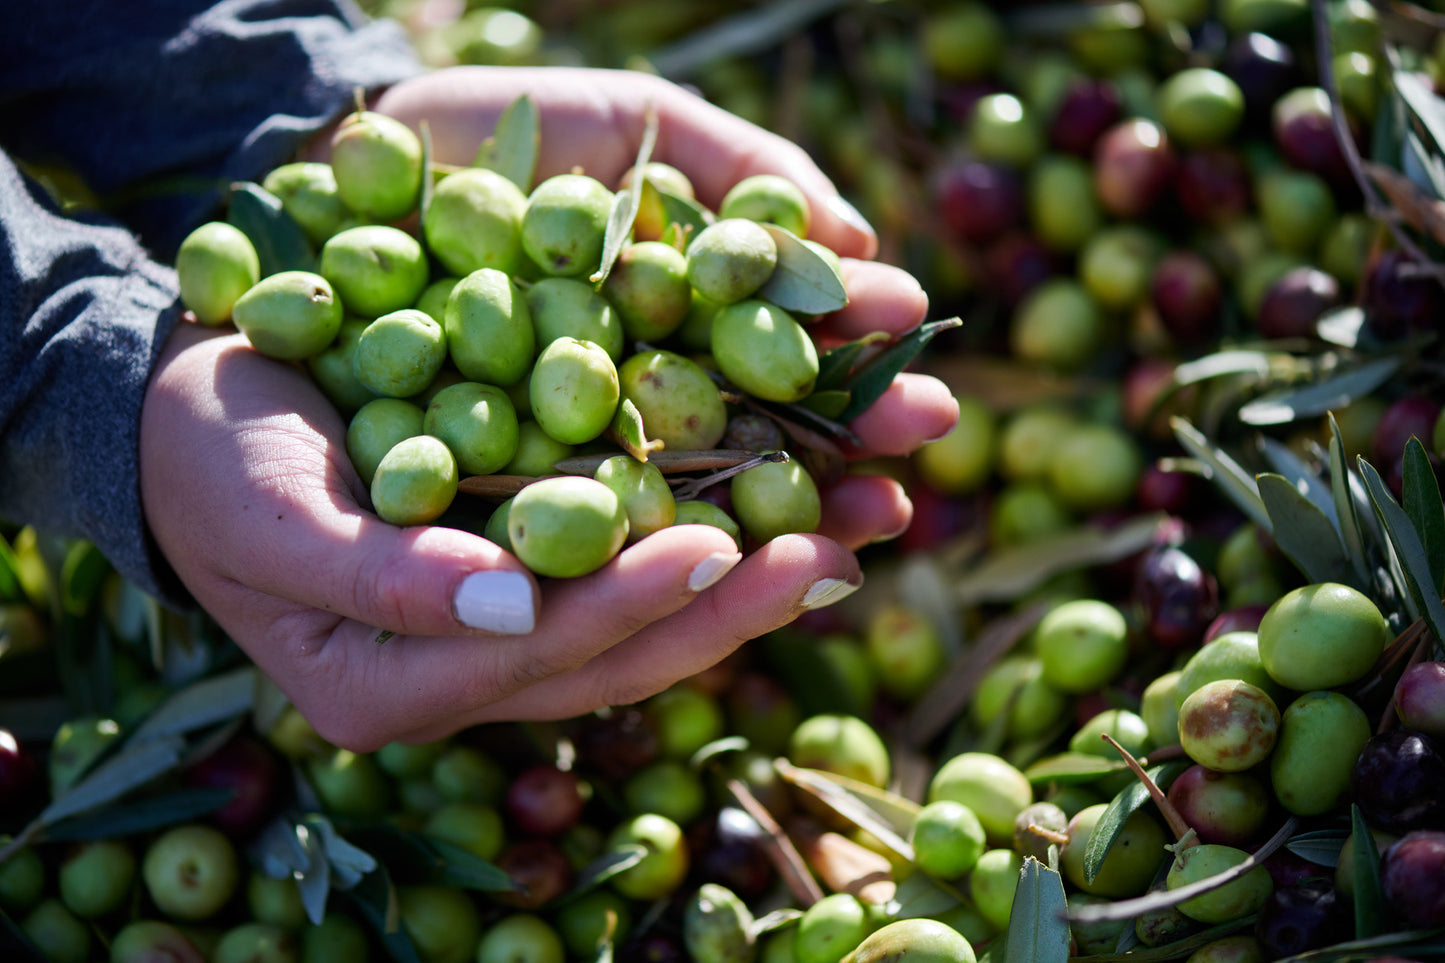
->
xmin=1101 ymin=732 xmax=1194 ymax=845
xmin=670 ymin=451 xmax=789 ymax=502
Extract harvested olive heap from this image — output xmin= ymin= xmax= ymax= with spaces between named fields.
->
xmin=176 ymin=99 xmax=927 ymax=580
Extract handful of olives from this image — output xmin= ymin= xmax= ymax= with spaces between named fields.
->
xmin=176 ymin=100 xmax=872 ymax=580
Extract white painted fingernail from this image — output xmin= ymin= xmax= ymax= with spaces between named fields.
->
xmin=454 ymin=571 xmax=535 ymax=634
xmin=688 ymin=552 xmax=741 ymax=592
xmin=803 ymin=576 xmax=862 ymax=610
xmin=826 ymin=193 xmax=874 ymax=235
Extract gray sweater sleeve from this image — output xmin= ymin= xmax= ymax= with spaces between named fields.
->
xmin=0 ymin=1 xmax=421 ymax=604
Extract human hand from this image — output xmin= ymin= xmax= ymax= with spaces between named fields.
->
xmin=140 ymin=67 xmax=958 ymax=752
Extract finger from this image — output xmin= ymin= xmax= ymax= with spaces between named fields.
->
xmin=845 ymin=373 xmax=960 ymax=458
xmin=444 ymin=532 xmax=861 ymax=727
xmin=812 ymin=259 xmax=930 ymax=346
xmin=818 ymin=475 xmax=914 ymax=550
xmin=374 ymin=67 xmax=878 ymax=259
xmin=313 ymin=524 xmax=745 ymax=747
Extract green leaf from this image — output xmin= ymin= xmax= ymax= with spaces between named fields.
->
xmin=796 ymin=389 xmax=850 ymax=420
xmin=609 ymin=398 xmax=664 ymax=462
xmin=473 ymin=94 xmax=539 ymax=192
xmin=591 ymin=104 xmax=659 ymax=287
xmin=1402 ymin=436 xmax=1445 ymax=592
xmin=815 ymin=332 xmax=890 ymax=392
xmin=1394 ymin=70 xmax=1445 ymax=157
xmin=43 ymin=787 xmax=234 ymax=841
xmin=756 ymin=225 xmax=848 ymax=315
xmin=1352 ymin=805 xmax=1388 ymax=940
xmin=1258 ymin=436 xmax=1338 ymax=527
xmin=1284 ymin=828 xmax=1349 ymax=868
xmin=130 ymin=666 xmax=256 ymax=745
xmin=39 ymin=734 xmax=186 ymax=824
xmin=423 ymin=838 xmax=515 ymax=892
xmin=1328 ymin=413 xmax=1378 ymax=588
xmin=1171 ymin=418 xmax=1269 ymax=529
xmin=226 ymin=181 xmax=315 ymax=276
xmin=955 ymin=513 xmax=1168 ymax=607
xmin=59 ymin=541 xmax=109 ymax=617
xmin=890 ymin=869 xmax=965 ymax=920
xmin=1022 ymin=752 xmax=1128 ymax=785
xmin=835 ymin=318 xmax=963 ymax=424
xmin=1006 ymin=858 xmax=1070 ymax=963
xmin=309 ymin=815 xmax=378 ymax=889
xmin=1067 ymin=919 xmax=1256 ymax=962
xmin=1082 ymin=762 xmax=1189 ymax=885
xmin=0 ymin=535 xmax=23 ymax=602
xmin=1257 ymin=473 xmax=1353 ymax=586
xmin=1237 ymin=357 xmax=1401 ymax=426
xmin=1359 ymin=457 xmax=1445 ymax=648
xmin=567 ymin=845 xmax=646 ymax=897
xmin=346 ymin=866 xmax=422 ymax=963
xmin=658 ymin=190 xmax=713 ymax=244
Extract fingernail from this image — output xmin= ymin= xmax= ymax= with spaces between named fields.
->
xmin=826 ymin=193 xmax=874 ymax=235
xmin=688 ymin=552 xmax=741 ymax=592
xmin=454 ymin=571 xmax=535 ymax=634
xmin=802 ymin=575 xmax=863 ymax=610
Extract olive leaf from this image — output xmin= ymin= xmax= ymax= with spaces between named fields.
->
xmin=59 ymin=540 xmax=109 ymax=618
xmin=1257 ymin=473 xmax=1355 ymax=587
xmin=1327 ymin=413 xmax=1380 ymax=589
xmin=658 ymin=189 xmax=714 ymax=244
xmin=565 ymin=844 xmax=647 ymax=897
xmin=310 ymin=815 xmax=378 ymax=890
xmin=833 ymin=318 xmax=963 ymax=424
xmin=608 ymin=398 xmax=665 ymax=463
xmin=955 ymin=513 xmax=1167 ymax=607
xmin=473 ymin=93 xmax=539 ymax=192
xmin=0 ymin=535 xmax=23 ymax=602
xmin=39 ymin=733 xmax=187 ymax=825
xmin=1258 ymin=436 xmax=1337 ymax=525
xmin=346 ymin=866 xmax=423 ymax=963
xmin=1022 ymin=752 xmax=1130 ymax=785
xmin=1283 ymin=828 xmax=1348 ymax=868
xmin=890 ymin=869 xmax=965 ymax=921
xmin=756 ymin=225 xmax=848 ymax=315
xmin=43 ymin=786 xmax=233 ymax=842
xmin=1358 ymin=457 xmax=1445 ymax=649
xmin=1171 ymin=418 xmax=1270 ymax=530
xmin=1082 ymin=761 xmax=1189 ymax=885
xmin=294 ymin=815 xmax=333 ymax=925
xmin=1316 ymin=306 xmax=1368 ymax=348
xmin=1402 ymin=436 xmax=1445 ymax=591
xmin=226 ymin=181 xmax=315 ymax=276
xmin=591 ymin=102 xmax=659 ymax=287
xmin=1238 ymin=357 xmax=1401 ymax=426
xmin=130 ymin=665 xmax=256 ymax=745
xmin=1005 ymin=857 xmax=1070 ymax=963
xmin=796 ymin=389 xmax=850 ymax=420
xmin=1066 ymin=919 xmax=1257 ymax=962
xmin=774 ymin=761 xmax=919 ymax=861
xmin=815 ymin=331 xmax=890 ymax=392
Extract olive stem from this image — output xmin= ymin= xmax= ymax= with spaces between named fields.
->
xmin=725 ymin=777 xmax=825 ymax=907
xmin=670 ymin=451 xmax=788 ymax=502
xmin=1100 ymin=733 xmax=1195 ymax=845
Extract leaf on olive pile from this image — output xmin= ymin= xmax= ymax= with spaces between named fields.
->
xmin=566 ymin=844 xmax=647 ymax=897
xmin=1328 ymin=413 xmax=1383 ymax=588
xmin=130 ymin=665 xmax=256 ymax=745
xmin=774 ymin=760 xmax=919 ymax=861
xmin=1005 ymin=857 xmax=1070 ymax=963
xmin=1082 ymin=761 xmax=1189 ymax=886
xmin=1022 ymin=752 xmax=1130 ymax=786
xmin=658 ymin=189 xmax=714 ymax=242
xmin=1351 ymin=804 xmax=1389 ymax=941
xmin=346 ymin=867 xmax=423 ymax=963
xmin=1258 ymin=436 xmax=1337 ymax=524
xmin=1359 ymin=456 xmax=1445 ymax=653
xmin=42 ymin=786 xmax=234 ymax=843
xmin=226 ymin=181 xmax=315 ymax=276
xmin=1257 ymin=473 xmax=1355 ymax=587
xmin=473 ymin=93 xmax=539 ymax=192
xmin=816 ymin=331 xmax=890 ymax=392
xmin=1237 ymin=356 xmax=1401 ymax=426
xmin=1402 ymin=437 xmax=1445 ymax=590
xmin=1282 ymin=828 xmax=1348 ymax=868
xmin=1171 ymin=418 xmax=1269 ymax=529
xmin=592 ymin=102 xmax=658 ymax=287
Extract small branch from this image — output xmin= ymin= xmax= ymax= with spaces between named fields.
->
xmin=726 ymin=777 xmax=825 ymax=907
xmin=1102 ymin=733 xmax=1194 ymax=844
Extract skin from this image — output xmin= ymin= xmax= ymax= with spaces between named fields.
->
xmin=139 ymin=66 xmax=956 ymax=751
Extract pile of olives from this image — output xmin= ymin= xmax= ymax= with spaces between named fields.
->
xmin=175 ymin=102 xmax=854 ymax=579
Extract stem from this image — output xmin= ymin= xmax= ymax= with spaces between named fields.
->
xmin=1101 ymin=733 xmax=1195 ymax=845
xmin=725 ymin=777 xmax=824 ymax=907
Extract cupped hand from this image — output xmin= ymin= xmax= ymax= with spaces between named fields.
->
xmin=140 ymin=66 xmax=957 ymax=752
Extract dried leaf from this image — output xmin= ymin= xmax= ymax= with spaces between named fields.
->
xmin=787 ymin=819 xmax=895 ymax=905
xmin=473 ymin=94 xmax=539 ymax=192
xmin=757 ymin=225 xmax=848 ymax=315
